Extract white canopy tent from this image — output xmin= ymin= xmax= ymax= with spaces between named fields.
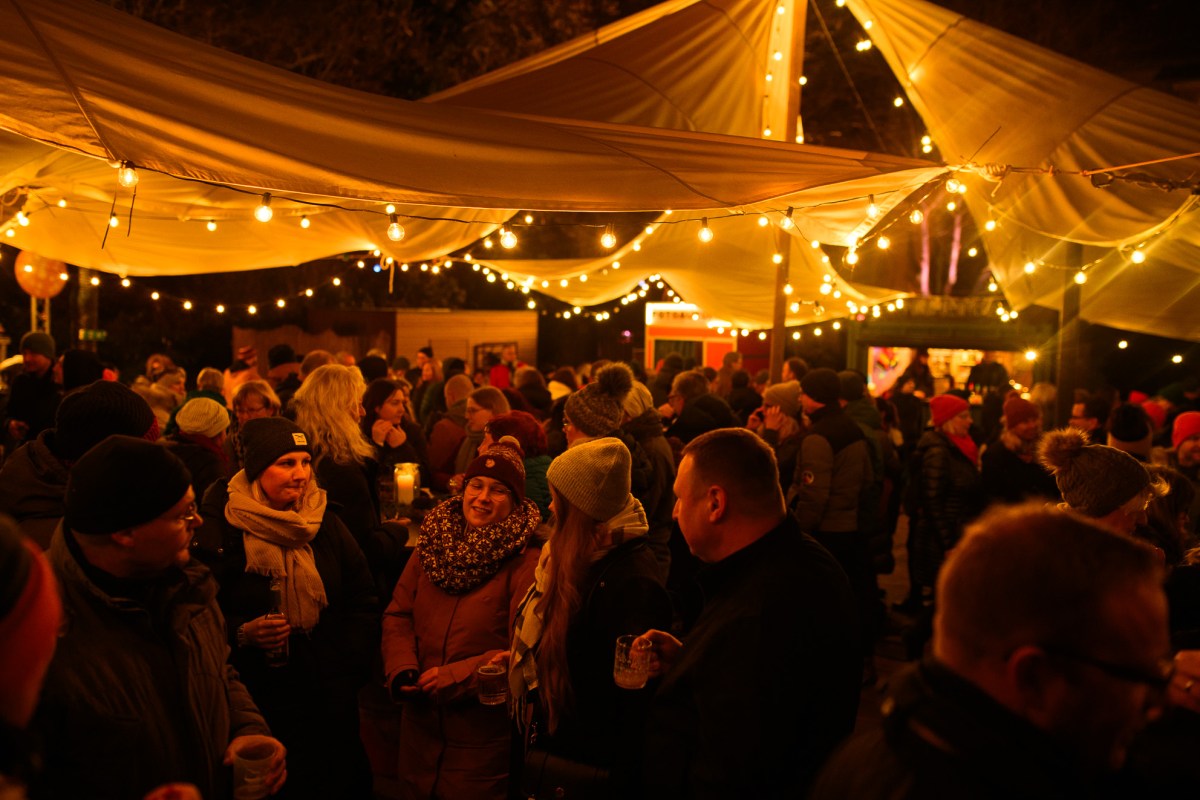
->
xmin=0 ymin=0 xmax=942 ymax=333
xmin=845 ymin=0 xmax=1200 ymax=340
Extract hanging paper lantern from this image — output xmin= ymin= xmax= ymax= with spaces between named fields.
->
xmin=14 ymin=251 xmax=68 ymax=299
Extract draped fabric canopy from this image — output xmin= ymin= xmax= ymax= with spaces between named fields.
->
xmin=0 ymin=0 xmax=942 ymax=319
xmin=845 ymin=0 xmax=1200 ymax=340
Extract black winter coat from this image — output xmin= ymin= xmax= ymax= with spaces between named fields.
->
xmin=909 ymin=431 xmax=984 ymax=586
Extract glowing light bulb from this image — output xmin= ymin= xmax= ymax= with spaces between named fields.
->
xmin=387 ymin=214 xmax=405 ymax=242
xmin=877 ymin=236 xmax=890 ymax=250
xmin=946 ymin=178 xmax=962 ymax=194
xmin=1010 ymin=310 xmax=1018 ymax=319
xmin=867 ymin=195 xmax=879 ymax=218
xmin=117 ymin=162 xmax=139 ymax=188
xmin=909 ymin=208 xmax=924 ymax=225
xmin=1024 ymin=350 xmax=1037 ymax=362
xmin=856 ymin=40 xmax=872 ymax=51
xmin=921 ymin=135 xmax=932 ymax=145
xmin=773 ymin=50 xmax=783 ymax=61
xmin=276 ymin=299 xmax=286 ymax=308
xmin=1131 ymin=249 xmax=1146 ymax=264
xmin=300 ymin=215 xmax=310 ymax=229
xmin=500 ymin=229 xmax=518 ymax=249
xmin=563 ymin=311 xmax=572 ymax=320
xmin=216 ymin=304 xmax=225 ymax=313
xmin=600 ymin=225 xmax=616 ymax=249
xmin=811 ymin=240 xmax=821 ymax=249
xmin=1074 ymin=270 xmax=1087 ymax=284
xmin=763 ymin=127 xmax=772 ymax=137
xmin=946 ymin=200 xmax=957 ymax=211
xmin=1173 ymin=355 xmax=1183 ymax=364
xmin=4 ymin=229 xmax=14 ymax=238
xmin=151 ymin=291 xmax=160 ymax=301
xmin=698 ymin=218 xmax=713 ymax=243
xmin=57 ymin=199 xmax=67 ymax=208
xmin=524 ymin=213 xmax=533 ymax=224
xmin=757 ymin=215 xmax=769 ymax=228
xmin=896 ymin=298 xmax=904 ymax=309
xmin=305 ymin=288 xmax=314 ymax=297
xmin=814 ymin=327 xmax=823 ymax=336
xmin=121 ymin=278 xmax=131 ymax=288
xmin=799 ymin=75 xmax=808 ymax=86
xmin=988 ymin=280 xmax=998 ymax=292
xmin=792 ymin=331 xmax=801 ymax=340
xmin=1118 ymin=340 xmax=1128 ymax=349
xmin=968 ymin=247 xmax=979 ymax=257
xmin=922 ymin=144 xmax=933 ymax=154
xmin=757 ymin=332 xmax=767 ymax=341
xmin=846 ymin=250 xmax=859 ymax=265
xmin=1024 ymin=261 xmax=1037 ymax=274
xmin=108 ymin=214 xmax=119 ymax=228
xmin=385 ymin=203 xmax=396 ymax=215
xmin=833 ymin=321 xmax=842 ymax=330
xmin=206 ymin=220 xmax=218 ymax=232
xmin=254 ymin=193 xmax=273 ymax=222
xmin=820 ymin=283 xmax=832 ymax=295
xmin=784 ymin=283 xmax=794 ymax=295
xmin=332 ymin=277 xmax=341 ymax=286
xmin=483 ymin=238 xmax=493 ymax=249
xmin=527 ymin=300 xmax=537 ymax=309
xmin=772 ymin=253 xmax=783 ymax=265
xmin=893 ymin=97 xmax=904 ymax=107
xmin=248 ymin=304 xmax=257 ymax=314
xmin=183 ymin=300 xmax=193 ymax=310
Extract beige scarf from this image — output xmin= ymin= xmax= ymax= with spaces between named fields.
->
xmin=224 ymin=470 xmax=329 ymax=632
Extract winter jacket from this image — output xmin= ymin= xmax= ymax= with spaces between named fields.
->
xmin=979 ymin=436 xmax=1059 ymax=506
xmin=788 ymin=405 xmax=873 ymax=534
xmin=523 ymin=454 xmax=553 ymax=520
xmin=163 ymin=433 xmax=227 ymax=506
xmin=34 ymin=527 xmax=269 ymax=800
xmin=538 ymin=538 xmax=671 ymax=788
xmin=623 ymin=409 xmax=677 ymax=578
xmin=811 ymin=660 xmax=1097 ymax=800
xmin=427 ymin=401 xmax=467 ymax=490
xmin=0 ymin=430 xmax=67 ymax=548
xmin=193 ymin=479 xmax=380 ymax=799
xmin=3 ymin=369 xmax=59 ymax=445
xmin=665 ymin=394 xmax=739 ymax=444
xmin=909 ymin=430 xmax=984 ymax=586
xmin=644 ymin=515 xmax=860 ymax=799
xmin=381 ymin=539 xmax=539 ymax=800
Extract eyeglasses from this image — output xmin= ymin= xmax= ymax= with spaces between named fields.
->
xmin=464 ymin=479 xmax=511 ymax=501
xmin=1041 ymin=645 xmax=1174 ymax=691
xmin=166 ymin=502 xmax=200 ymax=526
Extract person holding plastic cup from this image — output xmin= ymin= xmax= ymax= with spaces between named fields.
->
xmin=382 ymin=437 xmax=542 ymax=800
xmin=509 ymin=438 xmax=671 ymax=793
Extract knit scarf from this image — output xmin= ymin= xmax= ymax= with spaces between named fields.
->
xmin=224 ymin=471 xmax=329 ymax=632
xmin=948 ymin=432 xmax=979 ymax=467
xmin=418 ymin=496 xmax=541 ymax=595
xmin=508 ymin=495 xmax=648 ymax=715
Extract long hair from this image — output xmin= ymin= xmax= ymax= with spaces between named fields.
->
xmin=232 ymin=380 xmax=281 ymax=415
xmin=292 ymin=364 xmax=374 ymax=466
xmin=536 ymin=484 xmax=604 ymax=732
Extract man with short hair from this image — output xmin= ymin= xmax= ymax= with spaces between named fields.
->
xmin=811 ymin=503 xmax=1173 ymax=799
xmin=1070 ymin=394 xmax=1110 ymax=445
xmin=33 ymin=435 xmax=285 ymax=800
xmin=659 ymin=370 xmax=738 ymax=444
xmin=638 ymin=428 xmax=859 ymax=798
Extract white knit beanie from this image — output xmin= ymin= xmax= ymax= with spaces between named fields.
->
xmin=175 ymin=397 xmax=230 ymax=438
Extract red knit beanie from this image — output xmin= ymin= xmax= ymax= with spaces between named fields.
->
xmin=1172 ymin=411 xmax=1200 ymax=450
xmin=1003 ymin=396 xmax=1040 ymax=428
xmin=930 ymin=394 xmax=970 ymax=428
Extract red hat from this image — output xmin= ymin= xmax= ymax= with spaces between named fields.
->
xmin=1128 ymin=390 xmax=1150 ymax=405
xmin=930 ymin=394 xmax=970 ymax=428
xmin=1003 ymin=396 xmax=1040 ymax=428
xmin=1142 ymin=400 xmax=1167 ymax=431
xmin=1172 ymin=411 xmax=1200 ymax=450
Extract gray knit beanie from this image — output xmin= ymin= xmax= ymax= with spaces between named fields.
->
xmin=547 ymin=438 xmax=632 ymax=521
xmin=175 ymin=398 xmax=231 ymax=439
xmin=19 ymin=331 xmax=55 ymax=361
xmin=565 ymin=362 xmax=633 ymax=437
xmin=1038 ymin=427 xmax=1153 ymax=518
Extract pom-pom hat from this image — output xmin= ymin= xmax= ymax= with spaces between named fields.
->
xmin=1038 ymin=427 xmax=1155 ymax=519
xmin=465 ymin=436 xmax=526 ymax=502
xmin=565 ymin=363 xmax=634 ymax=436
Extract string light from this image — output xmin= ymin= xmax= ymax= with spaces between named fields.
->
xmin=968 ymin=247 xmax=979 ymax=257
xmin=876 ymin=236 xmax=890 ymax=249
xmin=811 ymin=240 xmax=821 ymax=249
xmin=150 ymin=291 xmax=160 ymax=300
xmin=946 ymin=200 xmax=957 ymax=211
xmin=300 ymin=215 xmax=310 ymax=229
xmin=946 ymin=178 xmax=963 ymax=194
xmin=276 ymin=298 xmax=286 ymax=308
xmin=216 ymin=304 xmax=225 ymax=313
xmin=1023 ymin=261 xmax=1036 ymax=274
xmin=855 ymin=40 xmax=873 ymax=51
xmin=1118 ymin=340 xmax=1128 ymax=349
xmin=1131 ymin=249 xmax=1146 ymax=264
xmin=867 ymin=195 xmax=879 ymax=218
xmin=117 ymin=162 xmax=139 ymax=188
xmin=698 ymin=218 xmax=714 ymax=243
xmin=387 ymin=214 xmax=405 ymax=242
xmin=601 ymin=225 xmax=616 ymax=249
xmin=500 ymin=228 xmax=518 ymax=249
xmin=832 ymin=321 xmax=842 ymax=330
xmin=183 ymin=300 xmax=193 ymax=310
xmin=1073 ymin=270 xmax=1087 ymax=284
xmin=893 ymin=97 xmax=904 ymax=107
xmin=1173 ymin=355 xmax=1184 ymax=364
xmin=909 ymin=208 xmax=923 ymax=224
xmin=799 ymin=75 xmax=808 ymax=86
xmin=57 ymin=199 xmax=67 ymax=208
xmin=108 ymin=213 xmax=119 ymax=228
xmin=988 ymin=278 xmax=998 ymax=292
xmin=524 ymin=214 xmax=534 ymax=224
xmin=88 ymin=276 xmax=100 ymax=286
xmin=846 ymin=249 xmax=859 ymax=265
xmin=206 ymin=220 xmax=218 ymax=232
xmin=772 ymin=253 xmax=784 ymax=264
xmin=254 ymin=193 xmax=273 ymax=222
xmin=248 ymin=304 xmax=258 ymax=314
xmin=1025 ymin=350 xmax=1037 ymax=361
xmin=121 ymin=278 xmax=131 ymax=288
xmin=984 ymin=219 xmax=997 ymax=231
xmin=385 ymin=204 xmax=397 ymax=215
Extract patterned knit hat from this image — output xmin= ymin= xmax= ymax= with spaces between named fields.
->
xmin=465 ymin=436 xmax=526 ymax=502
xmin=622 ymin=380 xmax=655 ymax=420
xmin=1038 ymin=427 xmax=1152 ymax=518
xmin=240 ymin=417 xmax=311 ymax=480
xmin=66 ymin=436 xmax=192 ymax=535
xmin=175 ymin=398 xmax=230 ymax=439
xmin=547 ymin=438 xmax=632 ymax=521
xmin=763 ymin=381 xmax=800 ymax=418
xmin=54 ymin=381 xmax=158 ymax=462
xmin=565 ymin=362 xmax=633 ymax=436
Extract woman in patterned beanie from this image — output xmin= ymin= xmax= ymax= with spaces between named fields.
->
xmin=381 ymin=436 xmax=543 ymax=800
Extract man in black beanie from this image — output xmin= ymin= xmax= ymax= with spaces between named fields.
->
xmin=3 ymin=331 xmax=61 ymax=448
xmin=32 ymin=436 xmax=285 ymax=800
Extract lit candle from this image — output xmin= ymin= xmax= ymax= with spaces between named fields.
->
xmin=395 ymin=472 xmax=415 ymax=506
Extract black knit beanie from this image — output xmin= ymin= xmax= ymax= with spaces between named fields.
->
xmin=240 ymin=417 xmax=312 ymax=480
xmin=800 ymin=368 xmax=841 ymax=406
xmin=54 ymin=381 xmax=158 ymax=462
xmin=66 ymin=436 xmax=192 ymax=535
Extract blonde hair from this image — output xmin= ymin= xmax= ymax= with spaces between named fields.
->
xmin=536 ymin=485 xmax=605 ymax=733
xmin=232 ymin=380 xmax=281 ymax=414
xmin=292 ymin=364 xmax=374 ymax=465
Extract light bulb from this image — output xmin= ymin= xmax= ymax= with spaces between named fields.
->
xmin=527 ymin=300 xmax=537 ymax=309
xmin=814 ymin=327 xmax=823 ymax=336
xmin=820 ymin=283 xmax=832 ymax=295
xmin=248 ymin=304 xmax=258 ymax=314
xmin=773 ymin=50 xmax=783 ymax=61
xmin=332 ymin=278 xmax=341 ymax=286
xmin=758 ymin=215 xmax=769 ymax=227
xmin=846 ymin=250 xmax=859 ymax=265
xmin=385 ymin=203 xmax=396 ymax=215
xmin=922 ymin=144 xmax=933 ymax=154
xmin=893 ymin=97 xmax=904 ymax=107
xmin=1173 ymin=355 xmax=1183 ymax=364
xmin=183 ymin=300 xmax=193 ymax=310
xmin=877 ymin=236 xmax=890 ymax=249
xmin=968 ymin=247 xmax=979 ymax=257
xmin=300 ymin=215 xmax=310 ymax=229
xmin=89 ymin=276 xmax=100 ymax=286
xmin=524 ymin=214 xmax=533 ymax=224
xmin=896 ymin=298 xmax=904 ymax=309
xmin=792 ymin=332 xmax=800 ymax=340
xmin=867 ymin=195 xmax=879 ymax=218
xmin=799 ymin=75 xmax=808 ymax=86
xmin=1131 ymin=249 xmax=1146 ymax=264
xmin=254 ymin=193 xmax=273 ymax=222
xmin=833 ymin=321 xmax=842 ymax=330
xmin=120 ymin=278 xmax=131 ymax=288
xmin=946 ymin=200 xmax=957 ymax=211
xmin=784 ymin=284 xmax=793 ymax=295
xmin=1074 ymin=270 xmax=1087 ymax=284
xmin=151 ymin=291 xmax=160 ymax=301
xmin=387 ymin=214 xmax=405 ymax=242
xmin=698 ymin=218 xmax=713 ymax=243
xmin=909 ymin=208 xmax=923 ymax=225
xmin=206 ymin=220 xmax=218 ymax=232
xmin=276 ymin=299 xmax=286 ymax=308
xmin=117 ymin=162 xmax=139 ymax=188
xmin=500 ymin=229 xmax=518 ymax=249
xmin=1023 ymin=350 xmax=1037 ymax=362
xmin=772 ymin=253 xmax=783 ymax=264
xmin=811 ymin=240 xmax=821 ymax=249
xmin=57 ymin=199 xmax=67 ymax=208
xmin=216 ymin=304 xmax=225 ymax=313
xmin=600 ymin=225 xmax=616 ymax=249
xmin=1118 ymin=340 xmax=1128 ymax=349
xmin=108 ymin=214 xmax=119 ymax=229
xmin=946 ymin=178 xmax=962 ymax=194
xmin=988 ymin=280 xmax=998 ymax=292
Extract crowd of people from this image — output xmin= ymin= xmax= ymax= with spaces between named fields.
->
xmin=4 ymin=331 xmax=1200 ymax=799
